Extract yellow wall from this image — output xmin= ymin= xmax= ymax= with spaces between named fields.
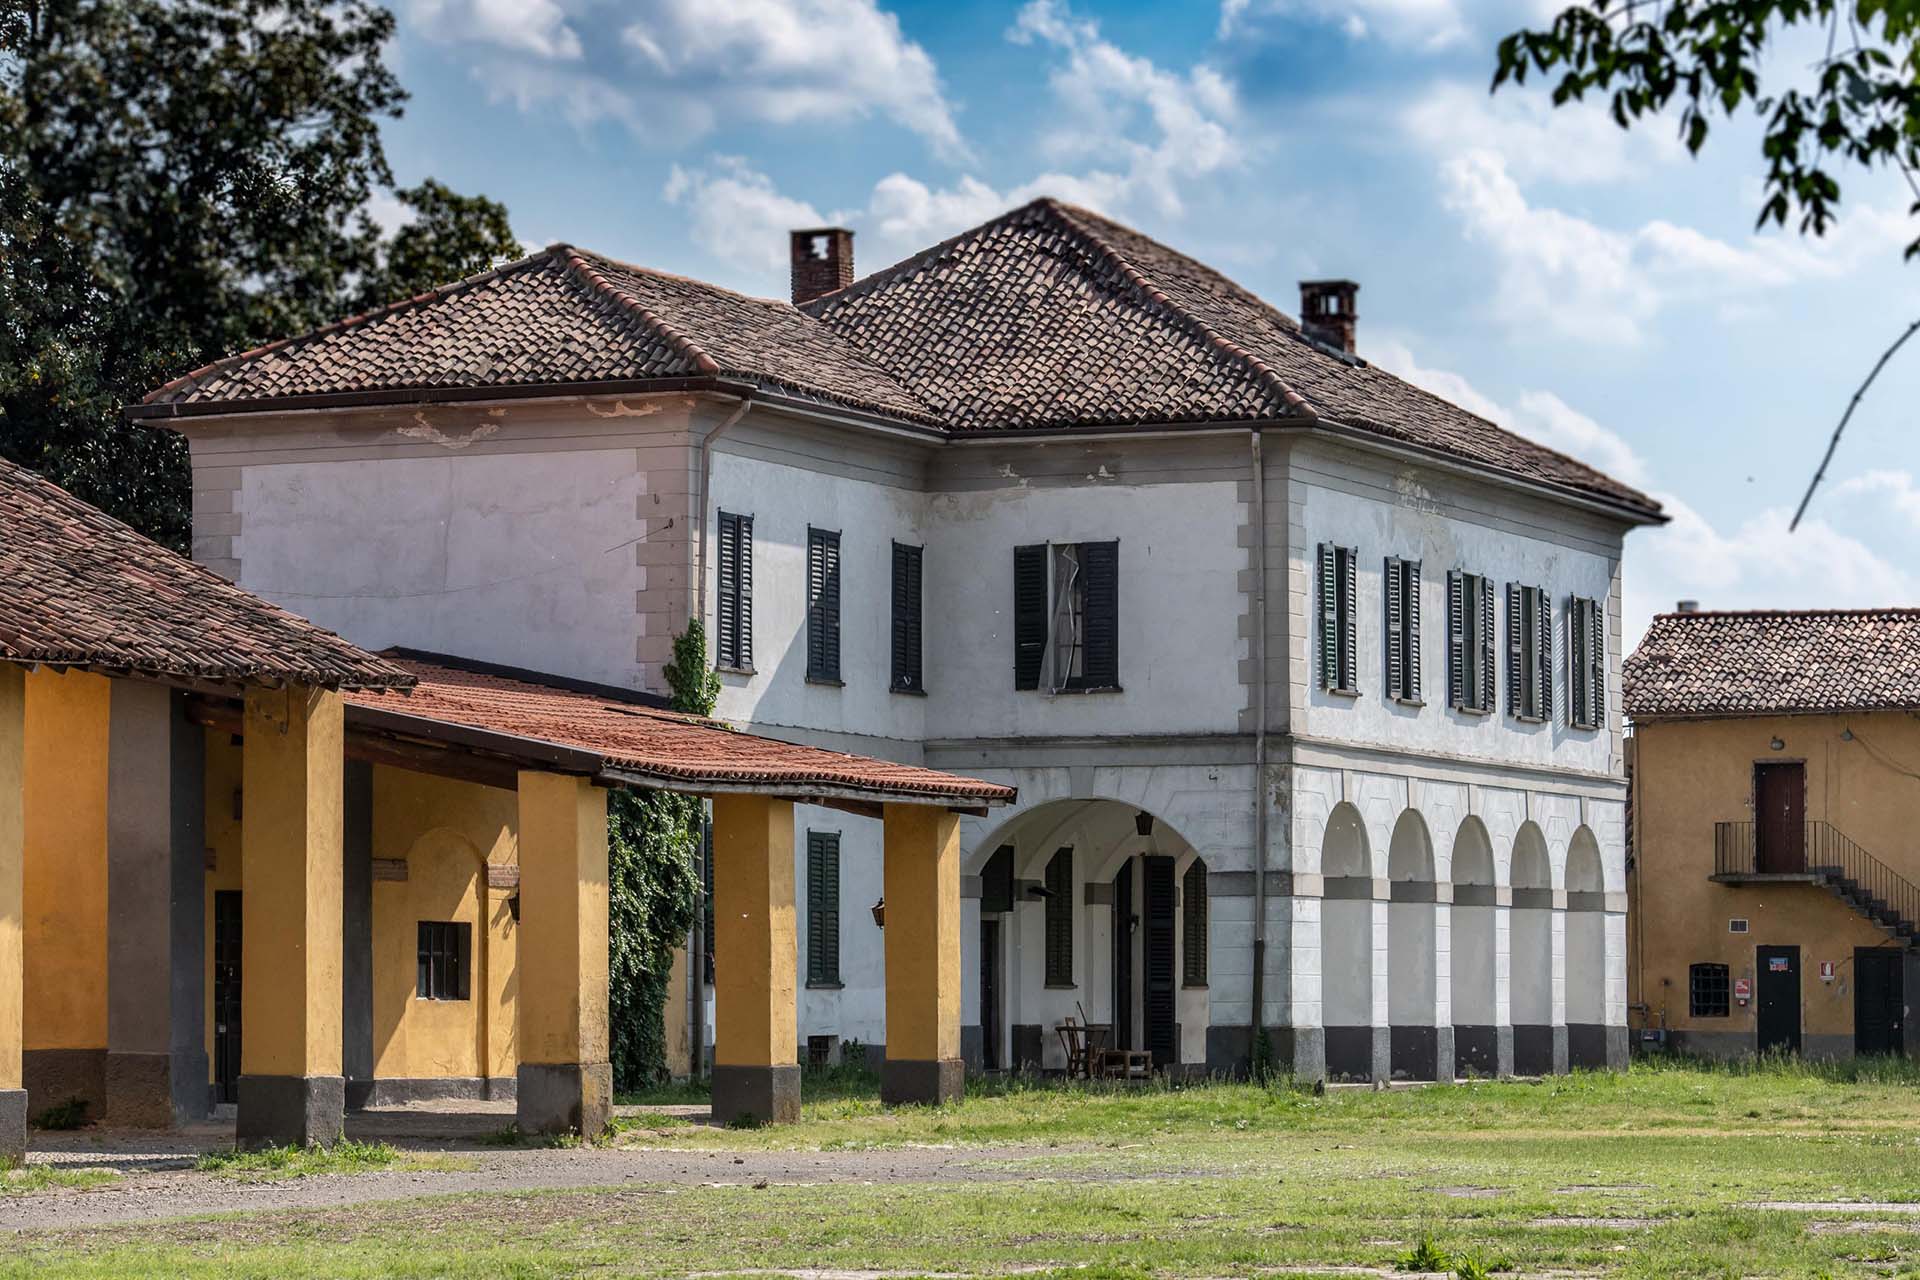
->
xmin=1631 ymin=711 xmax=1920 ymax=1046
xmin=23 ymin=670 xmax=110 ymax=1052
xmin=371 ymin=766 xmax=518 ymax=1082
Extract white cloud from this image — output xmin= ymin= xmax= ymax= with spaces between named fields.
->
xmin=663 ymin=159 xmax=827 ymax=275
xmin=1220 ymin=0 xmax=1469 ymax=48
xmin=1404 ymin=82 xmax=1682 ymax=187
xmin=1835 ymin=470 xmax=1920 ymax=531
xmin=402 ymin=0 xmax=966 ymax=159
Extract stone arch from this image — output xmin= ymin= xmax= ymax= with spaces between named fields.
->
xmin=1564 ymin=826 xmax=1607 ymax=1068
xmin=374 ymin=827 xmax=489 ymax=1085
xmin=1449 ymin=816 xmax=1499 ymax=1076
xmin=1322 ymin=802 xmax=1376 ymax=1078
xmin=1509 ymin=821 xmax=1556 ymax=1074
xmin=1387 ymin=809 xmax=1441 ymax=1079
xmin=1323 ymin=802 xmax=1370 ymax=879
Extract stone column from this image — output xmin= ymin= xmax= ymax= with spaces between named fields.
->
xmin=880 ymin=804 xmax=963 ymax=1107
xmin=237 ymin=684 xmax=345 ymax=1149
xmin=710 ymin=793 xmax=799 ymax=1126
xmin=0 ymin=666 xmax=29 ymax=1160
xmin=514 ymin=772 xmax=611 ymax=1138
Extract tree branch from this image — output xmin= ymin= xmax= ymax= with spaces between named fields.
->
xmin=1791 ymin=315 xmax=1920 ymax=531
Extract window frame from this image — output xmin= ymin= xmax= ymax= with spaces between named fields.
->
xmin=1689 ymin=962 xmax=1730 ymax=1018
xmin=805 ymin=830 xmax=841 ymax=988
xmin=415 ymin=920 xmax=471 ymax=1002
xmin=1013 ymin=541 xmax=1120 ymax=694
xmin=891 ymin=541 xmax=925 ymax=694
xmin=805 ymin=526 xmax=842 ymax=685
xmin=1044 ymin=847 xmax=1074 ymax=988
xmin=714 ymin=510 xmax=754 ymax=673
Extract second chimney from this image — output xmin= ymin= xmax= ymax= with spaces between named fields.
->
xmin=790 ymin=227 xmax=854 ymax=305
xmin=1300 ymin=279 xmax=1360 ymax=355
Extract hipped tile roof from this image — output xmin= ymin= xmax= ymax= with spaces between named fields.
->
xmin=0 ymin=457 xmax=412 ymax=689
xmin=1624 ymin=609 xmax=1920 ymax=719
xmin=136 ymin=198 xmax=1658 ymax=520
xmin=349 ymin=657 xmax=1016 ymax=805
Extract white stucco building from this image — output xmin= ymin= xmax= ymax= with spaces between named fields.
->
xmin=136 ymin=198 xmax=1662 ymax=1081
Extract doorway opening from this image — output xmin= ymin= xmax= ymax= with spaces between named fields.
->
xmin=1756 ymin=944 xmax=1802 ymax=1055
xmin=1754 ymin=762 xmax=1806 ymax=873
xmin=1855 ymin=948 xmax=1904 ymax=1057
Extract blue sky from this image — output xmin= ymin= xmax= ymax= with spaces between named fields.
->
xmin=379 ymin=0 xmax=1920 ymax=646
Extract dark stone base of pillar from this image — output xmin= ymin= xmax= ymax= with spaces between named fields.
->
xmin=517 ymin=1062 xmax=612 ymax=1138
xmin=960 ymin=1025 xmax=984 ymax=1074
xmin=882 ymin=1058 xmax=964 ymax=1107
xmin=23 ymin=1048 xmax=105 ymax=1121
xmin=1453 ymin=1025 xmax=1500 ymax=1078
xmin=0 ymin=1090 xmax=24 ymax=1165
xmin=1202 ymin=1025 xmax=1328 ymax=1083
xmin=712 ymin=1064 xmax=800 ymax=1127
xmin=1514 ymin=1025 xmax=1570 ymax=1076
xmin=1206 ymin=1024 xmax=1251 ymax=1077
xmin=1496 ymin=1025 xmax=1516 ymax=1078
xmin=1285 ymin=1026 xmax=1328 ymax=1084
xmin=1567 ymin=1023 xmax=1627 ymax=1070
xmin=236 ymin=1074 xmax=344 ymax=1149
xmin=1325 ymin=1026 xmax=1390 ymax=1082
xmin=1389 ymin=1025 xmax=1452 ymax=1081
xmin=1011 ymin=1024 xmax=1044 ymax=1072
xmin=105 ymin=1051 xmax=181 ymax=1128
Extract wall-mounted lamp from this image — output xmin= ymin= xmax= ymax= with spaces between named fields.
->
xmin=1841 ymin=728 xmax=1855 ymax=742
xmin=1025 ymin=883 xmax=1055 ymax=900
xmin=507 ymin=893 xmax=521 ymax=924
xmin=870 ymin=898 xmax=885 ymax=929
xmin=1769 ymin=737 xmax=1786 ymax=751
xmin=1135 ymin=811 xmax=1155 ymax=837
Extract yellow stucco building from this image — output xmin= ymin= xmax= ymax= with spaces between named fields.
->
xmin=1625 ymin=608 xmax=1920 ymax=1060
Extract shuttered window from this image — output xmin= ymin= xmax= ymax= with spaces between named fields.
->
xmin=715 ymin=511 xmax=753 ymax=671
xmin=1568 ymin=595 xmax=1605 ymax=731
xmin=1446 ymin=570 xmax=1497 ymax=712
xmin=1044 ymin=847 xmax=1074 ymax=987
xmin=1013 ymin=541 xmax=1120 ymax=692
xmin=806 ymin=831 xmax=841 ymax=986
xmin=805 ymin=527 xmax=842 ymax=683
xmin=891 ymin=542 xmax=924 ymax=693
xmin=1384 ymin=556 xmax=1423 ymax=703
xmin=701 ymin=814 xmax=715 ymax=985
xmin=1182 ymin=858 xmax=1208 ymax=986
xmin=416 ymin=921 xmax=470 ymax=1001
xmin=1507 ymin=583 xmax=1552 ymax=721
xmin=1318 ymin=543 xmax=1359 ymax=693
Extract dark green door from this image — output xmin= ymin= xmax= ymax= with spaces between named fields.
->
xmin=1855 ymin=949 xmax=1903 ymax=1056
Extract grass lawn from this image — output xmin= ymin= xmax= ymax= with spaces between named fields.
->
xmin=16 ymin=1057 xmax=1920 ymax=1278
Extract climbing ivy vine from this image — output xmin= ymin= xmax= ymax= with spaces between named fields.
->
xmin=607 ymin=621 xmax=720 ymax=1091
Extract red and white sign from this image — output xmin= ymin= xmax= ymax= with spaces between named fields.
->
xmin=1820 ymin=961 xmax=1836 ymax=983
xmin=1734 ymin=977 xmax=1752 ymax=1005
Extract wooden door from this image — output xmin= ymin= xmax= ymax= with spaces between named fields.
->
xmin=979 ymin=918 xmax=1001 ymax=1071
xmin=1143 ymin=856 xmax=1178 ymax=1068
xmin=1855 ymin=949 xmax=1904 ymax=1057
xmin=1754 ymin=763 xmax=1806 ymax=873
xmin=213 ymin=890 xmax=243 ymax=1104
xmin=1111 ymin=862 xmax=1133 ymax=1050
xmin=1756 ymin=945 xmax=1802 ymax=1056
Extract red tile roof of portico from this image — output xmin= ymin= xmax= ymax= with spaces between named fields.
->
xmin=1624 ymin=609 xmax=1920 ymax=720
xmin=348 ymin=656 xmax=1015 ymax=806
xmin=132 ymin=199 xmax=1660 ymax=522
xmin=0 ymin=456 xmax=412 ymax=690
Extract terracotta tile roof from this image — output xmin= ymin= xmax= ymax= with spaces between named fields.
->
xmin=1624 ymin=609 xmax=1920 ymax=719
xmin=139 ymin=247 xmax=936 ymax=426
xmin=350 ymin=657 xmax=1016 ymax=805
xmin=0 ymin=458 xmax=412 ymax=689
xmin=135 ymin=199 xmax=1656 ymax=519
xmin=808 ymin=200 xmax=1660 ymax=517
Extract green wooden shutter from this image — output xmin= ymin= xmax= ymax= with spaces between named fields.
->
xmin=1588 ymin=597 xmax=1606 ymax=729
xmin=1081 ymin=540 xmax=1120 ymax=688
xmin=1044 ymin=847 xmax=1073 ymax=986
xmin=806 ymin=528 xmax=841 ymax=683
xmin=1013 ymin=544 xmax=1048 ymax=690
xmin=701 ymin=814 xmax=714 ymax=984
xmin=891 ymin=542 xmax=923 ymax=692
xmin=1505 ymin=582 xmax=1523 ymax=715
xmin=1568 ymin=596 xmax=1587 ymax=728
xmin=1318 ymin=543 xmax=1338 ymax=689
xmin=1340 ymin=546 xmax=1359 ymax=691
xmin=1406 ymin=559 xmax=1423 ymax=701
xmin=1384 ymin=556 xmax=1404 ymax=699
xmin=1447 ymin=570 xmax=1465 ymax=709
xmin=806 ymin=832 xmax=840 ymax=985
xmin=1182 ymin=858 xmax=1208 ymax=986
xmin=1477 ymin=576 xmax=1496 ymax=713
xmin=1535 ymin=586 xmax=1552 ymax=722
xmin=716 ymin=511 xmax=741 ymax=669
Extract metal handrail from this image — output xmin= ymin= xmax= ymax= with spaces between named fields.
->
xmin=1714 ymin=820 xmax=1920 ymax=936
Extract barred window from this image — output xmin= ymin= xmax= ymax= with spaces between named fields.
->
xmin=416 ymin=921 xmax=470 ymax=1001
xmin=1689 ymin=963 xmax=1730 ymax=1018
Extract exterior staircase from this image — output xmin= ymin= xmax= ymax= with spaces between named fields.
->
xmin=1713 ymin=820 xmax=1920 ymax=950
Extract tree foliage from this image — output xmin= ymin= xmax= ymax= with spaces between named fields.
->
xmin=1494 ymin=2 xmax=1920 ymax=257
xmin=0 ymin=0 xmax=520 ymax=548
xmin=607 ymin=621 xmax=722 ymax=1091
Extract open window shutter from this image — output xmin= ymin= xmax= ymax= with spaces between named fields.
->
xmin=1081 ymin=540 xmax=1119 ymax=688
xmin=1406 ymin=560 xmax=1423 ymax=701
xmin=1568 ymin=597 xmax=1586 ymax=727
xmin=1182 ymin=859 xmax=1208 ymax=986
xmin=1384 ymin=556 xmax=1404 ymax=699
xmin=1588 ymin=598 xmax=1607 ymax=729
xmin=1318 ymin=543 xmax=1338 ymax=689
xmin=1505 ymin=582 xmax=1523 ymax=715
xmin=822 ymin=836 xmax=839 ymax=983
xmin=891 ymin=542 xmax=923 ymax=692
xmin=716 ymin=512 xmax=739 ymax=669
xmin=1013 ymin=544 xmax=1047 ymax=689
xmin=1535 ymin=588 xmax=1552 ymax=721
xmin=1478 ymin=577 xmax=1496 ymax=713
xmin=806 ymin=529 xmax=840 ymax=682
xmin=736 ymin=514 xmax=753 ymax=670
xmin=1340 ymin=547 xmax=1358 ymax=691
xmin=1045 ymin=847 xmax=1073 ymax=985
xmin=806 ymin=835 xmax=825 ymax=983
xmin=1447 ymin=570 xmax=1465 ymax=708
xmin=701 ymin=814 xmax=715 ymax=984
xmin=823 ymin=534 xmax=840 ymax=680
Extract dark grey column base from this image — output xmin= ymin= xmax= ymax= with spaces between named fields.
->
xmin=1011 ymin=1024 xmax=1043 ymax=1072
xmin=1496 ymin=1025 xmax=1516 ymax=1078
xmin=0 ymin=1090 xmax=24 ymax=1164
xmin=882 ymin=1058 xmax=964 ymax=1107
xmin=1325 ymin=1026 xmax=1389 ymax=1082
xmin=1285 ymin=1026 xmax=1328 ymax=1084
xmin=1206 ymin=1024 xmax=1251 ymax=1077
xmin=1453 ymin=1026 xmax=1500 ymax=1078
xmin=1390 ymin=1025 xmax=1452 ymax=1081
xmin=1567 ymin=1023 xmax=1626 ymax=1071
xmin=517 ymin=1061 xmax=612 ymax=1138
xmin=1513 ymin=1025 xmax=1570 ymax=1076
xmin=960 ymin=1025 xmax=984 ymax=1074
xmin=236 ymin=1074 xmax=345 ymax=1149
xmin=105 ymin=1051 xmax=181 ymax=1128
xmin=1552 ymin=1025 xmax=1569 ymax=1074
xmin=23 ymin=1048 xmax=105 ymax=1121
xmin=712 ymin=1063 xmax=800 ymax=1127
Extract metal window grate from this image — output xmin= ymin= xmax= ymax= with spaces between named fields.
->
xmin=416 ymin=920 xmax=471 ymax=1001
xmin=1689 ymin=962 xmax=1730 ymax=1017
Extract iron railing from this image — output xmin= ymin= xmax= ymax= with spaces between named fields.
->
xmin=1714 ymin=820 xmax=1920 ymax=942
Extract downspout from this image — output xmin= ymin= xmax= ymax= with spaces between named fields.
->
xmin=1249 ymin=427 xmax=1270 ymax=1066
xmin=689 ymin=393 xmax=750 ymax=1080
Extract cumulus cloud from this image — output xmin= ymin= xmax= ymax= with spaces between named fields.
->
xmin=1404 ymin=82 xmax=1683 ymax=187
xmin=1220 ymin=0 xmax=1470 ymax=48
xmin=401 ymin=0 xmax=966 ymax=159
xmin=663 ymin=159 xmax=828 ymax=274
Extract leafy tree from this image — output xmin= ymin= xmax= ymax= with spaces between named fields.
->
xmin=0 ymin=0 xmax=519 ymax=549
xmin=1493 ymin=2 xmax=1920 ymax=257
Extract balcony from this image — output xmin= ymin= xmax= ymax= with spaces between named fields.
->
xmin=1711 ymin=820 xmax=1920 ymax=948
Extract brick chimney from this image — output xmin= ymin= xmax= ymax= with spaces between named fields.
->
xmin=790 ymin=227 xmax=854 ymax=305
xmin=1299 ymin=280 xmax=1360 ymax=355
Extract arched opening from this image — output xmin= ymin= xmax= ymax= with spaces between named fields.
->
xmin=1322 ymin=802 xmax=1378 ymax=1080
xmin=962 ymin=798 xmax=1208 ymax=1076
xmin=1510 ymin=822 xmax=1558 ymax=1075
xmin=1387 ymin=810 xmax=1443 ymax=1080
xmin=1564 ymin=827 xmax=1609 ymax=1069
xmin=1449 ymin=817 xmax=1500 ymax=1077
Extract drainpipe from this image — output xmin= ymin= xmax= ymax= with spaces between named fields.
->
xmin=689 ymin=394 xmax=749 ymax=1080
xmin=1249 ymin=427 xmax=1270 ymax=1065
